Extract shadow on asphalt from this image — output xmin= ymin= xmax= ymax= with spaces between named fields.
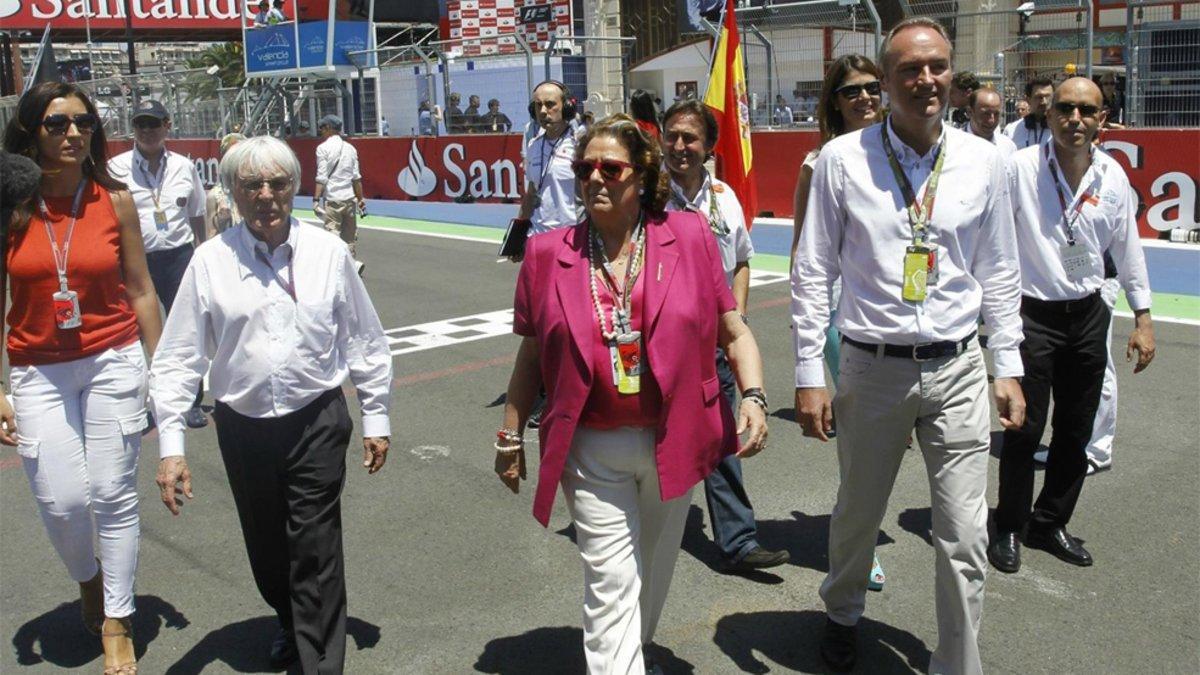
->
xmin=473 ymin=625 xmax=694 ymax=673
xmin=162 ymin=615 xmax=380 ymax=674
xmin=714 ymin=609 xmax=931 ymax=674
xmin=11 ymin=594 xmax=187 ymax=668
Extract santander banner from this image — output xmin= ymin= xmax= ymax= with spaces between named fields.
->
xmin=0 ymin=0 xmax=244 ymax=29
xmin=111 ymin=128 xmax=1198 ymax=239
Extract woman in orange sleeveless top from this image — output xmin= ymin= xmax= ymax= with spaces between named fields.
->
xmin=2 ymin=82 xmax=162 ymax=675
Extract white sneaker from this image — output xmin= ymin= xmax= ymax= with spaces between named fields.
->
xmin=354 ymin=260 xmax=365 ymax=277
xmin=1033 ymin=449 xmax=1048 ymax=464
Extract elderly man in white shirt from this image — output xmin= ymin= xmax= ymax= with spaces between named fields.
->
xmin=988 ymin=78 xmax=1155 ymax=575
xmin=151 ymin=137 xmax=392 ymax=673
xmin=109 ymin=99 xmax=209 ymax=429
xmin=792 ymin=18 xmax=1026 ymax=674
xmin=313 ymin=114 xmax=366 ymax=274
xmin=661 ymin=99 xmax=791 ymax=574
xmin=965 ymin=86 xmax=1018 ymax=161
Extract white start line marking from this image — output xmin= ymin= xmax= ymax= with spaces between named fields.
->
xmin=384 ymin=271 xmax=789 ymax=357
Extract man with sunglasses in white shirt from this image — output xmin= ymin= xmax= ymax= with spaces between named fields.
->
xmin=793 ymin=19 xmax=1026 ymax=674
xmin=988 ymin=77 xmax=1155 ymax=575
xmin=109 ymin=99 xmax=208 ymax=429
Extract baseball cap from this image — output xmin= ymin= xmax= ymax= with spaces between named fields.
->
xmin=132 ymin=99 xmax=170 ymax=121
xmin=317 ymin=114 xmax=343 ymax=130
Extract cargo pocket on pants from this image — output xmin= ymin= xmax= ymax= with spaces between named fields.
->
xmin=117 ymin=410 xmax=148 ymax=438
xmin=16 ymin=437 xmax=40 ymax=459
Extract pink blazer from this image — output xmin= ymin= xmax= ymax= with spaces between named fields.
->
xmin=513 ymin=210 xmax=739 ymax=526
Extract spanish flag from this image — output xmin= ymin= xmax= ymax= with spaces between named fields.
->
xmin=703 ymin=0 xmax=757 ymax=229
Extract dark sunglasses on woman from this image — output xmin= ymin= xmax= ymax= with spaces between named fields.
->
xmin=835 ymin=81 xmax=882 ymax=100
xmin=571 ymin=158 xmax=635 ymax=182
xmin=39 ymin=113 xmax=99 ymax=135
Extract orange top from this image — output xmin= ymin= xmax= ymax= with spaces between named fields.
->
xmin=6 ymin=181 xmax=140 ymax=366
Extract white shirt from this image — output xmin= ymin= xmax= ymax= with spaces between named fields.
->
xmin=792 ymin=122 xmax=1025 ymax=388
xmin=524 ymin=127 xmax=581 ymax=234
xmin=109 ymin=146 xmax=207 ymax=253
xmin=1004 ymin=116 xmax=1050 ymax=149
xmin=149 ymin=219 xmax=393 ymax=458
xmin=665 ymin=173 xmax=754 ymax=287
xmin=315 ymin=135 xmax=361 ymax=202
xmin=1008 ymin=142 xmax=1152 ymax=309
xmin=966 ymin=122 xmax=1018 ymax=161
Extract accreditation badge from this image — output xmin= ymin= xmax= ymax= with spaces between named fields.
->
xmin=902 ymin=245 xmax=931 ymax=302
xmin=1061 ymin=242 xmax=1095 ymax=282
xmin=154 ymin=208 xmax=168 ymax=230
xmin=53 ymin=289 xmax=83 ymax=329
xmin=616 ymin=331 xmax=643 ymax=395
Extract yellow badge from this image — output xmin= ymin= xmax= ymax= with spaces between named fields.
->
xmin=902 ymin=245 xmax=930 ymax=303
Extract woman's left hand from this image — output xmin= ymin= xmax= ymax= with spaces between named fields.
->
xmin=735 ymin=400 xmax=769 ymax=458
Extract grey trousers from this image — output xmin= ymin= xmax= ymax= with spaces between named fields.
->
xmin=820 ymin=341 xmax=991 ymax=675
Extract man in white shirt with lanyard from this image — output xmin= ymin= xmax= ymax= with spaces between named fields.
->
xmin=313 ymin=115 xmax=366 ymax=275
xmin=988 ymin=78 xmax=1155 ymax=575
xmin=151 ymin=137 xmax=392 ymax=673
xmin=1005 ymin=75 xmax=1054 ymax=149
xmin=109 ymin=99 xmax=208 ymax=429
xmin=792 ymin=19 xmax=1026 ymax=674
xmin=661 ymin=100 xmax=791 ymax=573
xmin=515 ymin=81 xmax=582 ymax=238
xmin=966 ymin=86 xmax=1018 ymax=161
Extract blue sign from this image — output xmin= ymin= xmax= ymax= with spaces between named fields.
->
xmin=245 ymin=24 xmax=297 ymax=73
xmin=298 ymin=22 xmax=327 ymax=68
xmin=332 ymin=21 xmax=370 ymax=67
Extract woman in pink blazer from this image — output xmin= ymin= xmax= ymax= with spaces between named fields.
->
xmin=494 ymin=115 xmax=769 ymax=674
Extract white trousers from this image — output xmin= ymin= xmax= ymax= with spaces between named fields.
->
xmin=561 ymin=427 xmax=693 ymax=675
xmin=1087 ymin=278 xmax=1120 ymax=468
xmin=821 ymin=343 xmax=991 ymax=675
xmin=10 ymin=342 xmax=148 ymax=618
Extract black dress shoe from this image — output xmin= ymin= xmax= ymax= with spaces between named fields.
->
xmin=268 ymin=628 xmax=298 ymax=670
xmin=1025 ymin=526 xmax=1093 ymax=567
xmin=819 ymin=618 xmax=857 ymax=673
xmin=725 ymin=546 xmax=790 ymax=573
xmin=987 ymin=531 xmax=1021 ymax=573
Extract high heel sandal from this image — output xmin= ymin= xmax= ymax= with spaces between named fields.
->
xmin=79 ymin=561 xmax=104 ymax=635
xmin=101 ymin=617 xmax=137 ymax=675
xmin=867 ymin=553 xmax=886 ymax=592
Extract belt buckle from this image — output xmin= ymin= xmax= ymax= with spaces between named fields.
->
xmin=912 ymin=344 xmax=936 ymax=362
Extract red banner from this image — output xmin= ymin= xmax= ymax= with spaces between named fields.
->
xmin=751 ymin=129 xmax=1200 ymax=238
xmin=110 ymin=128 xmax=1198 ymax=239
xmin=0 ymin=0 xmax=244 ymax=30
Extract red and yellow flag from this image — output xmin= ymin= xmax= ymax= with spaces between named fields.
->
xmin=703 ymin=0 xmax=757 ymax=229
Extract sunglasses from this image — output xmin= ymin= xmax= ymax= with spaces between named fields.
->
xmin=835 ymin=81 xmax=881 ymax=100
xmin=571 ymin=158 xmax=635 ymax=182
xmin=39 ymin=113 xmax=98 ymax=135
xmin=1053 ymin=102 xmax=1101 ymax=118
xmin=239 ymin=178 xmax=294 ymax=194
xmin=133 ymin=117 xmax=164 ymax=130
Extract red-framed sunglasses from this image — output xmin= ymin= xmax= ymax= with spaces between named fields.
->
xmin=570 ymin=158 xmax=636 ymax=182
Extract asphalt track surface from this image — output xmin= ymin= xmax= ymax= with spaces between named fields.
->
xmin=1 ymin=224 xmax=1198 ymax=674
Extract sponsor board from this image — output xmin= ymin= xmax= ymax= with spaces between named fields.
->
xmin=1 ymin=0 xmax=243 ymax=29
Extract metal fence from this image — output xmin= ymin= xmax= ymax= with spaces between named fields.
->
xmin=1125 ymin=0 xmax=1200 ymax=127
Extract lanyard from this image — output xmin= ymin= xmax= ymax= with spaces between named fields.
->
xmin=881 ymin=119 xmax=946 ymax=244
xmin=670 ymin=174 xmax=728 ymax=236
xmin=589 ymin=216 xmax=645 ymax=339
xmin=137 ymin=151 xmax=168 ymax=209
xmin=1045 ymin=144 xmax=1099 ymax=246
xmin=254 ymin=246 xmax=296 ymax=302
xmin=536 ymin=132 xmax=567 ymax=194
xmin=38 ymin=179 xmax=89 ymax=292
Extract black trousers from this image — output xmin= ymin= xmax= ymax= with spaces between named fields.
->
xmin=147 ymin=244 xmax=203 ymax=408
xmin=995 ymin=293 xmax=1110 ymax=534
xmin=214 ymin=388 xmax=353 ymax=675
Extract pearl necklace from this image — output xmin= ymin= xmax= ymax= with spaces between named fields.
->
xmin=588 ymin=218 xmax=646 ymax=341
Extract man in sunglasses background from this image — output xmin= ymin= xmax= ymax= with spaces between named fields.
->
xmin=109 ymin=98 xmax=209 ymax=429
xmin=965 ymin=86 xmax=1018 ymax=161
xmin=988 ymin=77 xmax=1155 ymax=575
xmin=1005 ymin=75 xmax=1055 ymax=149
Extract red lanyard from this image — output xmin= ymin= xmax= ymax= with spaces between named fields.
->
xmin=37 ymin=179 xmax=89 ymax=292
xmin=1045 ymin=144 xmax=1099 ymax=246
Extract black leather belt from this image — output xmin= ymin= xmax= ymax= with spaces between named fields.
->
xmin=842 ymin=331 xmax=977 ymax=362
xmin=1021 ymin=292 xmax=1101 ymax=314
